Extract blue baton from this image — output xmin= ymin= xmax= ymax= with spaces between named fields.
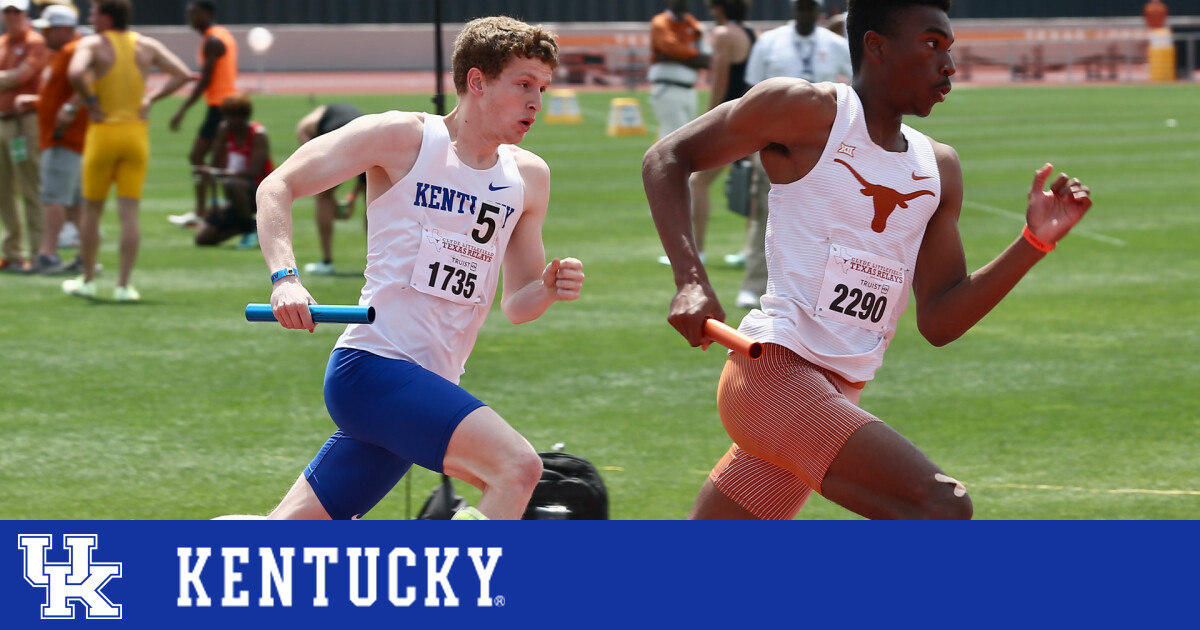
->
xmin=244 ymin=304 xmax=375 ymax=324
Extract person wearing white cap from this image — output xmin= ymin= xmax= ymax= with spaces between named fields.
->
xmin=0 ymin=0 xmax=50 ymax=272
xmin=16 ymin=3 xmax=87 ymax=274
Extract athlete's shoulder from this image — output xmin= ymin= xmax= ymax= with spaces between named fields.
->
xmin=928 ymin=138 xmax=960 ymax=172
xmin=748 ymin=76 xmax=838 ymax=109
xmin=363 ymin=110 xmax=425 ymax=140
xmin=509 ymin=145 xmax=549 ymax=177
xmin=509 ymin=145 xmax=550 ymax=199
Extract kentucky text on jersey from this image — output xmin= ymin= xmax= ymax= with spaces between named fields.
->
xmin=414 ymin=182 xmax=517 ymax=227
xmin=176 ymin=546 xmax=502 ymax=608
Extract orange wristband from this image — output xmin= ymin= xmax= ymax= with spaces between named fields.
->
xmin=1022 ymin=225 xmax=1055 ymax=253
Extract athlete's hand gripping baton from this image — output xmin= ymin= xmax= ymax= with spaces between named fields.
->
xmin=704 ymin=319 xmax=763 ymax=360
xmin=244 ymin=304 xmax=375 ymax=325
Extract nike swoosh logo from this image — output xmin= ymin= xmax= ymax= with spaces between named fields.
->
xmin=488 ymin=183 xmax=512 ymax=191
xmin=912 ymin=172 xmax=933 ymax=181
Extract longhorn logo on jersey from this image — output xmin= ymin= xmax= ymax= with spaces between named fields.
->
xmin=18 ymin=534 xmax=123 ymax=620
xmin=834 ymin=158 xmax=934 ymax=233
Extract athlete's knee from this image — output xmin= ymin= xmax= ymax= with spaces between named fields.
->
xmin=502 ymin=449 xmax=543 ymax=496
xmin=911 ymin=474 xmax=973 ymax=520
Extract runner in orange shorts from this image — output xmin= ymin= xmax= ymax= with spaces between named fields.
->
xmin=644 ymin=0 xmax=1094 ymax=520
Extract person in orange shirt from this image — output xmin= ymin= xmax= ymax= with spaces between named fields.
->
xmin=648 ymin=0 xmax=709 ymax=141
xmin=14 ymin=2 xmax=86 ymax=274
xmin=168 ymin=0 xmax=237 ymax=227
xmin=0 ymin=0 xmax=50 ymax=272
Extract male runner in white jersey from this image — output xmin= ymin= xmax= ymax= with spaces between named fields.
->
xmin=643 ymin=0 xmax=1093 ymax=519
xmin=247 ymin=16 xmax=584 ymax=520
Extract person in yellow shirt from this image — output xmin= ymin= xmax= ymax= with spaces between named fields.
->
xmin=62 ymin=0 xmax=191 ymax=301
xmin=168 ymin=0 xmax=238 ymax=227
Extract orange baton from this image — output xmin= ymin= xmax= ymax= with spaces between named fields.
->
xmin=704 ymin=319 xmax=763 ymax=360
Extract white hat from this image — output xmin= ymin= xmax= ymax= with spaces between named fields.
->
xmin=1 ymin=0 xmax=30 ymax=13
xmin=33 ymin=4 xmax=78 ymax=28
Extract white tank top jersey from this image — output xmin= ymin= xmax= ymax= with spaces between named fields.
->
xmin=739 ymin=83 xmax=942 ymax=383
xmin=335 ymin=115 xmax=526 ymax=383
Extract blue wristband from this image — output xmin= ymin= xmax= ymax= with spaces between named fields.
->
xmin=270 ymin=267 xmax=299 ymax=284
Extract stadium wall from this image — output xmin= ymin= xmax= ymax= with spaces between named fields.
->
xmin=66 ymin=0 xmax=1200 ymax=26
xmin=142 ymin=17 xmax=1198 ymax=77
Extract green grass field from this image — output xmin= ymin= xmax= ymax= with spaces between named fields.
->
xmin=1 ymin=83 xmax=1197 ymax=520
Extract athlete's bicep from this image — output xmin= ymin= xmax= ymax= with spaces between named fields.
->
xmin=912 ymin=143 xmax=967 ymax=316
xmin=67 ymin=40 xmax=93 ymax=81
xmin=271 ymin=112 xmax=420 ymax=200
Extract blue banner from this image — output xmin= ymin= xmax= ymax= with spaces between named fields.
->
xmin=3 ymin=521 xmax=1195 ymax=628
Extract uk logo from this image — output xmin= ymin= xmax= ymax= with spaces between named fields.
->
xmin=18 ymin=534 xmax=123 ymax=620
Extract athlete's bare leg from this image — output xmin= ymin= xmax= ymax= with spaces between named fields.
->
xmin=78 ymin=199 xmax=103 ymax=283
xmin=314 ymin=188 xmax=336 ymax=263
xmin=441 ymin=406 xmax=543 ymax=520
xmin=688 ymin=478 xmax=758 ymax=519
xmin=115 ymin=196 xmax=139 ymax=289
xmin=189 ymin=136 xmax=216 ymax=217
xmin=687 ymin=166 xmax=723 ymax=254
xmin=821 ymin=422 xmax=973 ymax=520
xmin=265 ymin=474 xmax=333 ymax=520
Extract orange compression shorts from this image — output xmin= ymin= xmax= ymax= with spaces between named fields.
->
xmin=709 ymin=343 xmax=878 ymax=520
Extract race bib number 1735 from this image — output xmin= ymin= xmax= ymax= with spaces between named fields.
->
xmin=411 ymin=227 xmax=496 ymax=306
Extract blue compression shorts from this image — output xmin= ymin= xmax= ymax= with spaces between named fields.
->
xmin=304 ymin=347 xmax=485 ymax=520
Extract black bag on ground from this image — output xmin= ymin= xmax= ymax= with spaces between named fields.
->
xmin=523 ymin=451 xmax=609 ymax=520
xmin=416 ymin=476 xmax=466 ymax=520
xmin=725 ymin=158 xmax=753 ymax=217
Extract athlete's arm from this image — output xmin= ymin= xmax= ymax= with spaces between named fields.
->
xmin=257 ymin=111 xmax=423 ymax=331
xmin=912 ymin=143 xmax=1093 ymax=346
xmin=67 ymin=36 xmax=101 ymax=121
xmin=206 ymin=121 xmax=229 ymax=169
xmin=500 ymin=149 xmax=584 ymax=325
xmin=246 ymin=129 xmax=270 ymax=181
xmin=170 ymin=35 xmax=223 ymax=131
xmin=706 ymin=25 xmax=733 ymax=112
xmin=642 ymin=78 xmax=834 ymax=347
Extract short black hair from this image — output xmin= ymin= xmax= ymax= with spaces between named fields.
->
xmin=97 ymin=0 xmax=132 ymax=30
xmin=191 ymin=1 xmax=216 ymax=15
xmin=846 ymin=0 xmax=952 ymax=73
xmin=710 ymin=0 xmax=749 ymax=21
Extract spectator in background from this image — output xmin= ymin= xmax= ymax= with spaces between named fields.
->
xmin=293 ymin=102 xmax=365 ymax=276
xmin=193 ymin=93 xmax=273 ymax=247
xmin=825 ymin=13 xmax=847 ymax=37
xmin=0 ymin=0 xmax=49 ymax=272
xmin=733 ymin=0 xmax=852 ymax=308
xmin=659 ymin=0 xmax=754 ymax=268
xmin=168 ymin=0 xmax=238 ymax=228
xmin=63 ymin=0 xmax=192 ymax=301
xmin=1143 ymin=0 xmax=1168 ymax=30
xmin=16 ymin=2 xmax=86 ymax=274
xmin=648 ymin=0 xmax=709 ymax=142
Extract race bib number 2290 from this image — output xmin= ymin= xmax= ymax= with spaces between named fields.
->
xmin=814 ymin=244 xmax=905 ymax=333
